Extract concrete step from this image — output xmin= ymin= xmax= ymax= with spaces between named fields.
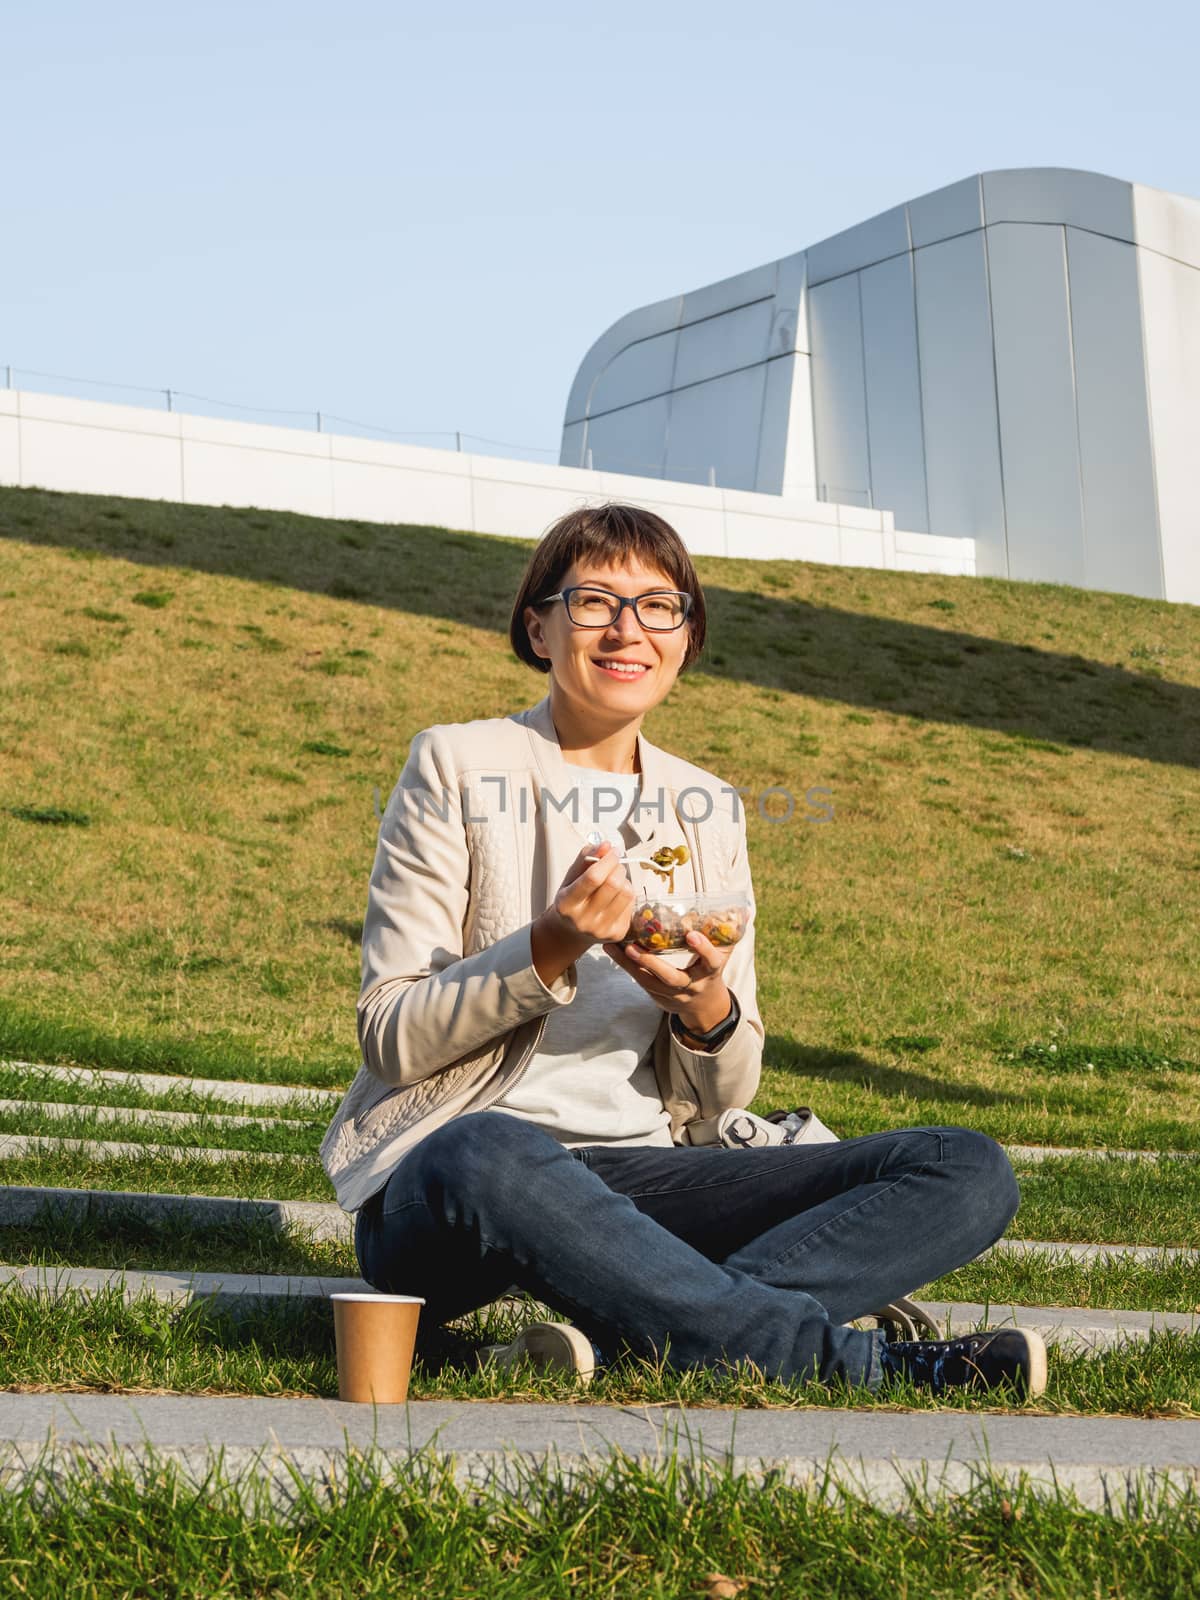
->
xmin=0 ymin=1184 xmax=352 ymax=1242
xmin=0 ymin=1263 xmax=368 ymax=1312
xmin=0 ymin=1393 xmax=1197 ymax=1511
xmin=0 ymin=1132 xmax=311 ymax=1164
xmin=7 ymin=1124 xmax=1200 ymax=1178
xmin=1 ymin=1181 xmax=1195 ymax=1263
xmin=0 ymin=1060 xmax=338 ymax=1109
xmin=915 ymin=1300 xmax=1198 ymax=1350
xmin=8 ymin=1066 xmax=1200 ymax=1166
xmin=986 ymin=1238 xmax=1200 ymax=1266
xmin=0 ymin=1265 xmax=1193 ymax=1350
xmin=0 ymin=1098 xmax=316 ymax=1133
xmin=1007 ymin=1144 xmax=1200 ymax=1163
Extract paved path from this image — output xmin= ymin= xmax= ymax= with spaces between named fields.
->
xmin=988 ymin=1238 xmax=1200 ymax=1265
xmin=3 ymin=1182 xmax=1198 ymax=1261
xmin=0 ymin=1263 xmax=371 ymax=1309
xmin=1006 ymin=1143 xmax=1200 ymax=1163
xmin=7 ymin=1062 xmax=1200 ymax=1165
xmin=14 ymin=1124 xmax=1200 ymax=1181
xmin=0 ymin=1132 xmax=308 ymax=1164
xmin=918 ymin=1299 xmax=1198 ymax=1348
xmin=2 ymin=1266 xmax=1194 ymax=1349
xmin=0 ymin=1098 xmax=315 ymax=1132
xmin=0 ymin=1061 xmax=337 ymax=1108
xmin=0 ymin=1392 xmax=1196 ymax=1510
xmin=0 ymin=1184 xmax=353 ymax=1240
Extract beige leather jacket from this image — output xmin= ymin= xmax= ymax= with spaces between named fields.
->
xmin=320 ymin=693 xmax=764 ymax=1212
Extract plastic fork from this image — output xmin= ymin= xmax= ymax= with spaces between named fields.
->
xmin=582 ymin=847 xmax=659 ymax=869
xmin=582 ymin=831 xmax=658 ymax=870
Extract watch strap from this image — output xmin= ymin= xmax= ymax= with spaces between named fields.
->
xmin=672 ymin=992 xmax=740 ymax=1049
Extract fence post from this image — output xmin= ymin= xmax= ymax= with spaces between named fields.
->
xmin=708 ymin=466 xmax=716 ymax=488
xmin=316 ymin=411 xmax=322 ymax=432
xmin=165 ymin=389 xmax=173 ymax=413
xmin=4 ymin=366 xmax=10 ymax=389
xmin=455 ymin=431 xmax=463 ymax=453
xmin=585 ymin=448 xmax=593 ymax=470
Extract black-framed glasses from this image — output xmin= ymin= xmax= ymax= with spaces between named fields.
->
xmin=536 ymin=586 xmax=693 ymax=631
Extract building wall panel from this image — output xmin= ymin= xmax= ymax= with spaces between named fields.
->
xmin=582 ymin=395 xmax=670 ymax=479
xmin=589 ymin=331 xmax=678 ymax=415
xmin=806 ymin=203 xmax=910 ymax=286
xmin=860 ymin=253 xmax=929 ymax=532
xmin=983 ymin=168 xmax=1135 ymax=241
xmin=912 ymin=230 xmax=1008 ymax=574
xmin=663 ymin=366 xmax=767 ymax=491
xmin=1064 ymin=227 xmax=1162 ymax=599
xmin=986 ymin=222 xmax=1086 ymax=586
xmin=908 ymin=176 xmax=984 ymax=248
xmin=673 ymin=301 xmax=773 ymax=389
xmin=1138 ymin=249 xmax=1200 ymax=605
xmin=808 ymin=273 xmax=871 ymax=506
xmin=755 ymin=353 xmax=817 ymax=497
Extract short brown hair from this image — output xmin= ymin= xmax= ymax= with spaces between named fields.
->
xmin=509 ymin=503 xmax=707 ymax=674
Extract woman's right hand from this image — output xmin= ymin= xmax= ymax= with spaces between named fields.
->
xmin=531 ymin=842 xmax=636 ymax=986
xmin=545 ymin=840 xmax=636 ymax=950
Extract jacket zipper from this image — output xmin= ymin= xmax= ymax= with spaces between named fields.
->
xmin=472 ymin=1018 xmax=544 ymax=1112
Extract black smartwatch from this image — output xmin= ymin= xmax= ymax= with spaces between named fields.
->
xmin=671 ymin=992 xmax=740 ymax=1051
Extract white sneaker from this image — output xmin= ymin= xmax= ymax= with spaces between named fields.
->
xmin=477 ymin=1321 xmax=596 ymax=1386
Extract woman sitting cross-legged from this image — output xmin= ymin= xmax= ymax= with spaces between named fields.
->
xmin=321 ymin=502 xmax=1046 ymax=1399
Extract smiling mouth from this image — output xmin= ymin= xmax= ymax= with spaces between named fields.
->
xmin=592 ymin=659 xmax=651 ymax=677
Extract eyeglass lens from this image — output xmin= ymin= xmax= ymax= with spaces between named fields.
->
xmin=566 ymin=588 xmax=688 ymax=629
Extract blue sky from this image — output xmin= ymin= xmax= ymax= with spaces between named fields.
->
xmin=4 ymin=0 xmax=1198 ymax=461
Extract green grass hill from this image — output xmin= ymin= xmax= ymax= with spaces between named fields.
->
xmin=1 ymin=482 xmax=1197 ymax=1155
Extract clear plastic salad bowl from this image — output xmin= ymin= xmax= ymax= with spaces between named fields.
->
xmin=624 ymin=890 xmax=752 ymax=953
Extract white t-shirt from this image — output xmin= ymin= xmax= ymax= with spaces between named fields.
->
xmin=488 ymin=763 xmax=674 ymax=1148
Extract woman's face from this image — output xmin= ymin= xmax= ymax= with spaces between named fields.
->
xmin=524 ymin=556 xmax=691 ymax=718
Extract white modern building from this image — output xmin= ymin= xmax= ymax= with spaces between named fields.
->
xmin=561 ymin=168 xmax=1200 ymax=605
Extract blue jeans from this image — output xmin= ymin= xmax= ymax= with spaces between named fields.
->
xmin=354 ymin=1113 xmax=1020 ymax=1390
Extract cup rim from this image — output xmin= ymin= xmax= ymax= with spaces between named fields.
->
xmin=330 ymin=1292 xmax=426 ymax=1304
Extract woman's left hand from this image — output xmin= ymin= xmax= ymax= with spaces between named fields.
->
xmin=600 ymin=928 xmax=733 ymax=1024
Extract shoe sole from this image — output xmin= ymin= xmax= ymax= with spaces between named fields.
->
xmin=974 ymin=1328 xmax=1049 ymax=1399
xmin=1021 ymin=1328 xmax=1048 ymax=1399
xmin=479 ymin=1321 xmax=596 ymax=1386
xmin=519 ymin=1322 xmax=596 ymax=1384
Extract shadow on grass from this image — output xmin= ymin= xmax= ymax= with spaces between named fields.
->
xmin=3 ymin=484 xmax=1198 ymax=771
xmin=762 ymin=1033 xmax=1020 ymax=1109
xmin=0 ymin=1203 xmax=353 ymax=1279
xmin=0 ymin=995 xmax=353 ymax=1090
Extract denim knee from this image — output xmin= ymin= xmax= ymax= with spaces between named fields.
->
xmin=413 ymin=1110 xmax=564 ymax=1211
xmin=943 ymin=1127 xmax=1021 ymax=1232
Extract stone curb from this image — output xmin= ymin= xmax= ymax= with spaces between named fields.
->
xmin=10 ymin=1065 xmax=1200 ymax=1170
xmin=0 ymin=1185 xmax=353 ymax=1242
xmin=0 ymin=1267 xmax=1194 ymax=1350
xmin=1006 ymin=1144 xmax=1200 ymax=1163
xmin=0 ymin=1132 xmax=310 ymax=1165
xmin=6 ymin=1124 xmax=1199 ymax=1175
xmin=0 ymin=1099 xmax=316 ymax=1134
xmin=915 ymin=1299 xmax=1198 ymax=1349
xmin=1 ymin=1182 xmax=1195 ymax=1263
xmin=0 ymin=1395 xmax=1198 ymax=1514
xmin=0 ymin=1264 xmax=369 ymax=1313
xmin=986 ymin=1239 xmax=1200 ymax=1266
xmin=0 ymin=1061 xmax=338 ymax=1108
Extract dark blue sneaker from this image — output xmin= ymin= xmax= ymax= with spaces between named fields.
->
xmin=878 ymin=1328 xmax=1048 ymax=1398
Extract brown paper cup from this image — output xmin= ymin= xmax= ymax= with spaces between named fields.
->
xmin=332 ymin=1292 xmax=424 ymax=1403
